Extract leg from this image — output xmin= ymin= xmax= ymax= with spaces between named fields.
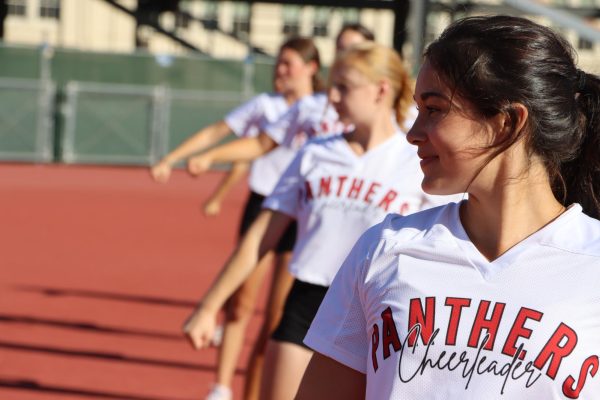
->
xmin=243 ymin=251 xmax=294 ymax=400
xmin=259 ymin=340 xmax=313 ymax=400
xmin=214 ymin=250 xmax=275 ymax=390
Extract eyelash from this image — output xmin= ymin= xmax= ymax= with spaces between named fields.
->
xmin=416 ymin=105 xmax=440 ymax=115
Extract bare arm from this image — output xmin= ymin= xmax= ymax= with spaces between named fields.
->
xmin=151 ymin=120 xmax=232 ymax=183
xmin=202 ymin=161 xmax=250 ymax=216
xmin=187 ymin=132 xmax=278 ymax=176
xmin=295 ymin=353 xmax=366 ymax=400
xmin=183 ymin=209 xmax=293 ymax=348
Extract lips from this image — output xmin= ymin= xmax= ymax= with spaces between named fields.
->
xmin=417 ymin=151 xmax=437 ymax=160
xmin=417 ymin=151 xmax=439 ymax=168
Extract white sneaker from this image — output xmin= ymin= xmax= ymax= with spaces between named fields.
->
xmin=211 ymin=324 xmax=224 ymax=347
xmin=205 ymin=384 xmax=232 ymax=400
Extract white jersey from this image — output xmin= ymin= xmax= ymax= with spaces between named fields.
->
xmin=263 ymin=92 xmax=344 ymax=149
xmin=224 ymin=92 xmax=291 ymax=196
xmin=262 ymin=131 xmax=456 ymax=287
xmin=305 ymin=202 xmax=600 ymax=400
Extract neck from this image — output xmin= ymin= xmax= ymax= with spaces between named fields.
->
xmin=284 ymin=83 xmax=313 ymax=105
xmin=345 ymin=110 xmax=396 ymax=155
xmin=461 ymin=156 xmax=565 ymax=261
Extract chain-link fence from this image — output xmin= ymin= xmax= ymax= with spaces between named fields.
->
xmin=0 ymin=44 xmax=274 ymax=165
xmin=61 ymin=81 xmax=244 ymax=165
xmin=0 ymin=78 xmax=55 ymax=162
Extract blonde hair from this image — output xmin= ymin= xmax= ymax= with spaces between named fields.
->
xmin=331 ymin=42 xmax=413 ymax=129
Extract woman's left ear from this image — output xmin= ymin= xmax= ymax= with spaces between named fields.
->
xmin=377 ymin=79 xmax=391 ymax=103
xmin=308 ymin=60 xmax=319 ymax=76
xmin=494 ymin=102 xmax=529 ymax=140
xmin=511 ymin=103 xmax=529 ymax=134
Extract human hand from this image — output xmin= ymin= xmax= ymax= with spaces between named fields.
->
xmin=150 ymin=161 xmax=173 ymax=183
xmin=187 ymin=154 xmax=213 ymax=176
xmin=203 ymin=199 xmax=222 ymax=216
xmin=182 ymin=306 xmax=218 ymax=349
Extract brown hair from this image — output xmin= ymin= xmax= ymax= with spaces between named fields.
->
xmin=280 ymin=36 xmax=325 ymax=92
xmin=336 ymin=23 xmax=375 ymax=43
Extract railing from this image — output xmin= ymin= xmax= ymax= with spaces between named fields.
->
xmin=60 ymin=81 xmax=247 ymax=165
xmin=0 ymin=78 xmax=55 ymax=162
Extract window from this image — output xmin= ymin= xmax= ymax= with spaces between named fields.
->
xmin=341 ymin=8 xmax=359 ymax=24
xmin=201 ymin=1 xmax=218 ymax=31
xmin=7 ymin=0 xmax=26 ymax=16
xmin=232 ymin=3 xmax=250 ymax=38
xmin=175 ymin=11 xmax=191 ymax=29
xmin=312 ymin=7 xmax=330 ymax=37
xmin=40 ymin=0 xmax=60 ymax=19
xmin=175 ymin=1 xmax=192 ymax=29
xmin=282 ymin=5 xmax=301 ymax=36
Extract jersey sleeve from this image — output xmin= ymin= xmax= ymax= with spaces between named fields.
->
xmin=263 ymin=101 xmax=301 ymax=146
xmin=223 ymin=95 xmax=263 ymax=138
xmin=261 ymin=148 xmax=304 ymax=218
xmin=303 ymin=224 xmax=382 ymax=374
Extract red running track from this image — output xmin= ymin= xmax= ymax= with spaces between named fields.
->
xmin=0 ymin=163 xmax=271 ymax=400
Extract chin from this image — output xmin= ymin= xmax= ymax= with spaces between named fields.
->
xmin=422 ymin=179 xmax=461 ymax=196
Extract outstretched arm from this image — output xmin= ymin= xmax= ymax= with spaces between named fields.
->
xmin=151 ymin=120 xmax=232 ymax=183
xmin=202 ymin=161 xmax=250 ymax=216
xmin=183 ymin=209 xmax=293 ymax=348
xmin=187 ymin=132 xmax=278 ymax=176
xmin=295 ymin=353 xmax=366 ymax=400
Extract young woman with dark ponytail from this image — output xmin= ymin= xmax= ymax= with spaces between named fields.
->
xmin=298 ymin=15 xmax=600 ymax=400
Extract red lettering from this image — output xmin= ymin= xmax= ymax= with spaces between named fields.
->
xmin=502 ymin=307 xmax=543 ymax=359
xmin=363 ymin=182 xmax=381 ymax=203
xmin=468 ymin=300 xmax=505 ymax=351
xmin=347 ymin=178 xmax=364 ymax=199
xmin=371 ymin=324 xmax=380 ymax=372
xmin=534 ymin=323 xmax=578 ymax=379
xmin=381 ymin=307 xmax=401 ymax=359
xmin=408 ymin=297 xmax=436 ymax=347
xmin=304 ymin=181 xmax=313 ymax=201
xmin=398 ymin=202 xmax=410 ymax=215
xmin=445 ymin=297 xmax=471 ymax=346
xmin=377 ymin=190 xmax=398 ymax=211
xmin=562 ymin=355 xmax=599 ymax=399
xmin=319 ymin=176 xmax=332 ymax=196
xmin=336 ymin=176 xmax=348 ymax=196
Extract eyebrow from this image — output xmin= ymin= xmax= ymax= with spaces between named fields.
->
xmin=419 ymin=91 xmax=451 ymax=101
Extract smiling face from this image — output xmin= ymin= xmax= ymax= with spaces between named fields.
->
xmin=407 ymin=60 xmax=501 ymax=195
xmin=274 ymin=48 xmax=316 ymax=94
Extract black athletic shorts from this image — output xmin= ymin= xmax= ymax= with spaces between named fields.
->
xmin=238 ymin=191 xmax=297 ymax=254
xmin=271 ymin=279 xmax=329 ymax=348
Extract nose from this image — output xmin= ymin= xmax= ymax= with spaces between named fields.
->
xmin=328 ymin=86 xmax=340 ymax=103
xmin=406 ymin=117 xmax=425 ymax=145
xmin=275 ymin=62 xmax=287 ymax=77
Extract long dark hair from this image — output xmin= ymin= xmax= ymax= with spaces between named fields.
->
xmin=425 ymin=15 xmax=600 ymax=218
xmin=280 ymin=36 xmax=325 ymax=92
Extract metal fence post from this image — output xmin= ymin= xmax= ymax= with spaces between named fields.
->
xmin=151 ymin=84 xmax=170 ymax=164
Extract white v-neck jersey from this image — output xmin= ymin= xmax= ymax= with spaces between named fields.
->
xmin=263 ymin=93 xmax=344 ymax=149
xmin=262 ymin=132 xmax=457 ymax=287
xmin=305 ymin=202 xmax=600 ymax=399
xmin=224 ymin=92 xmax=291 ymax=195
